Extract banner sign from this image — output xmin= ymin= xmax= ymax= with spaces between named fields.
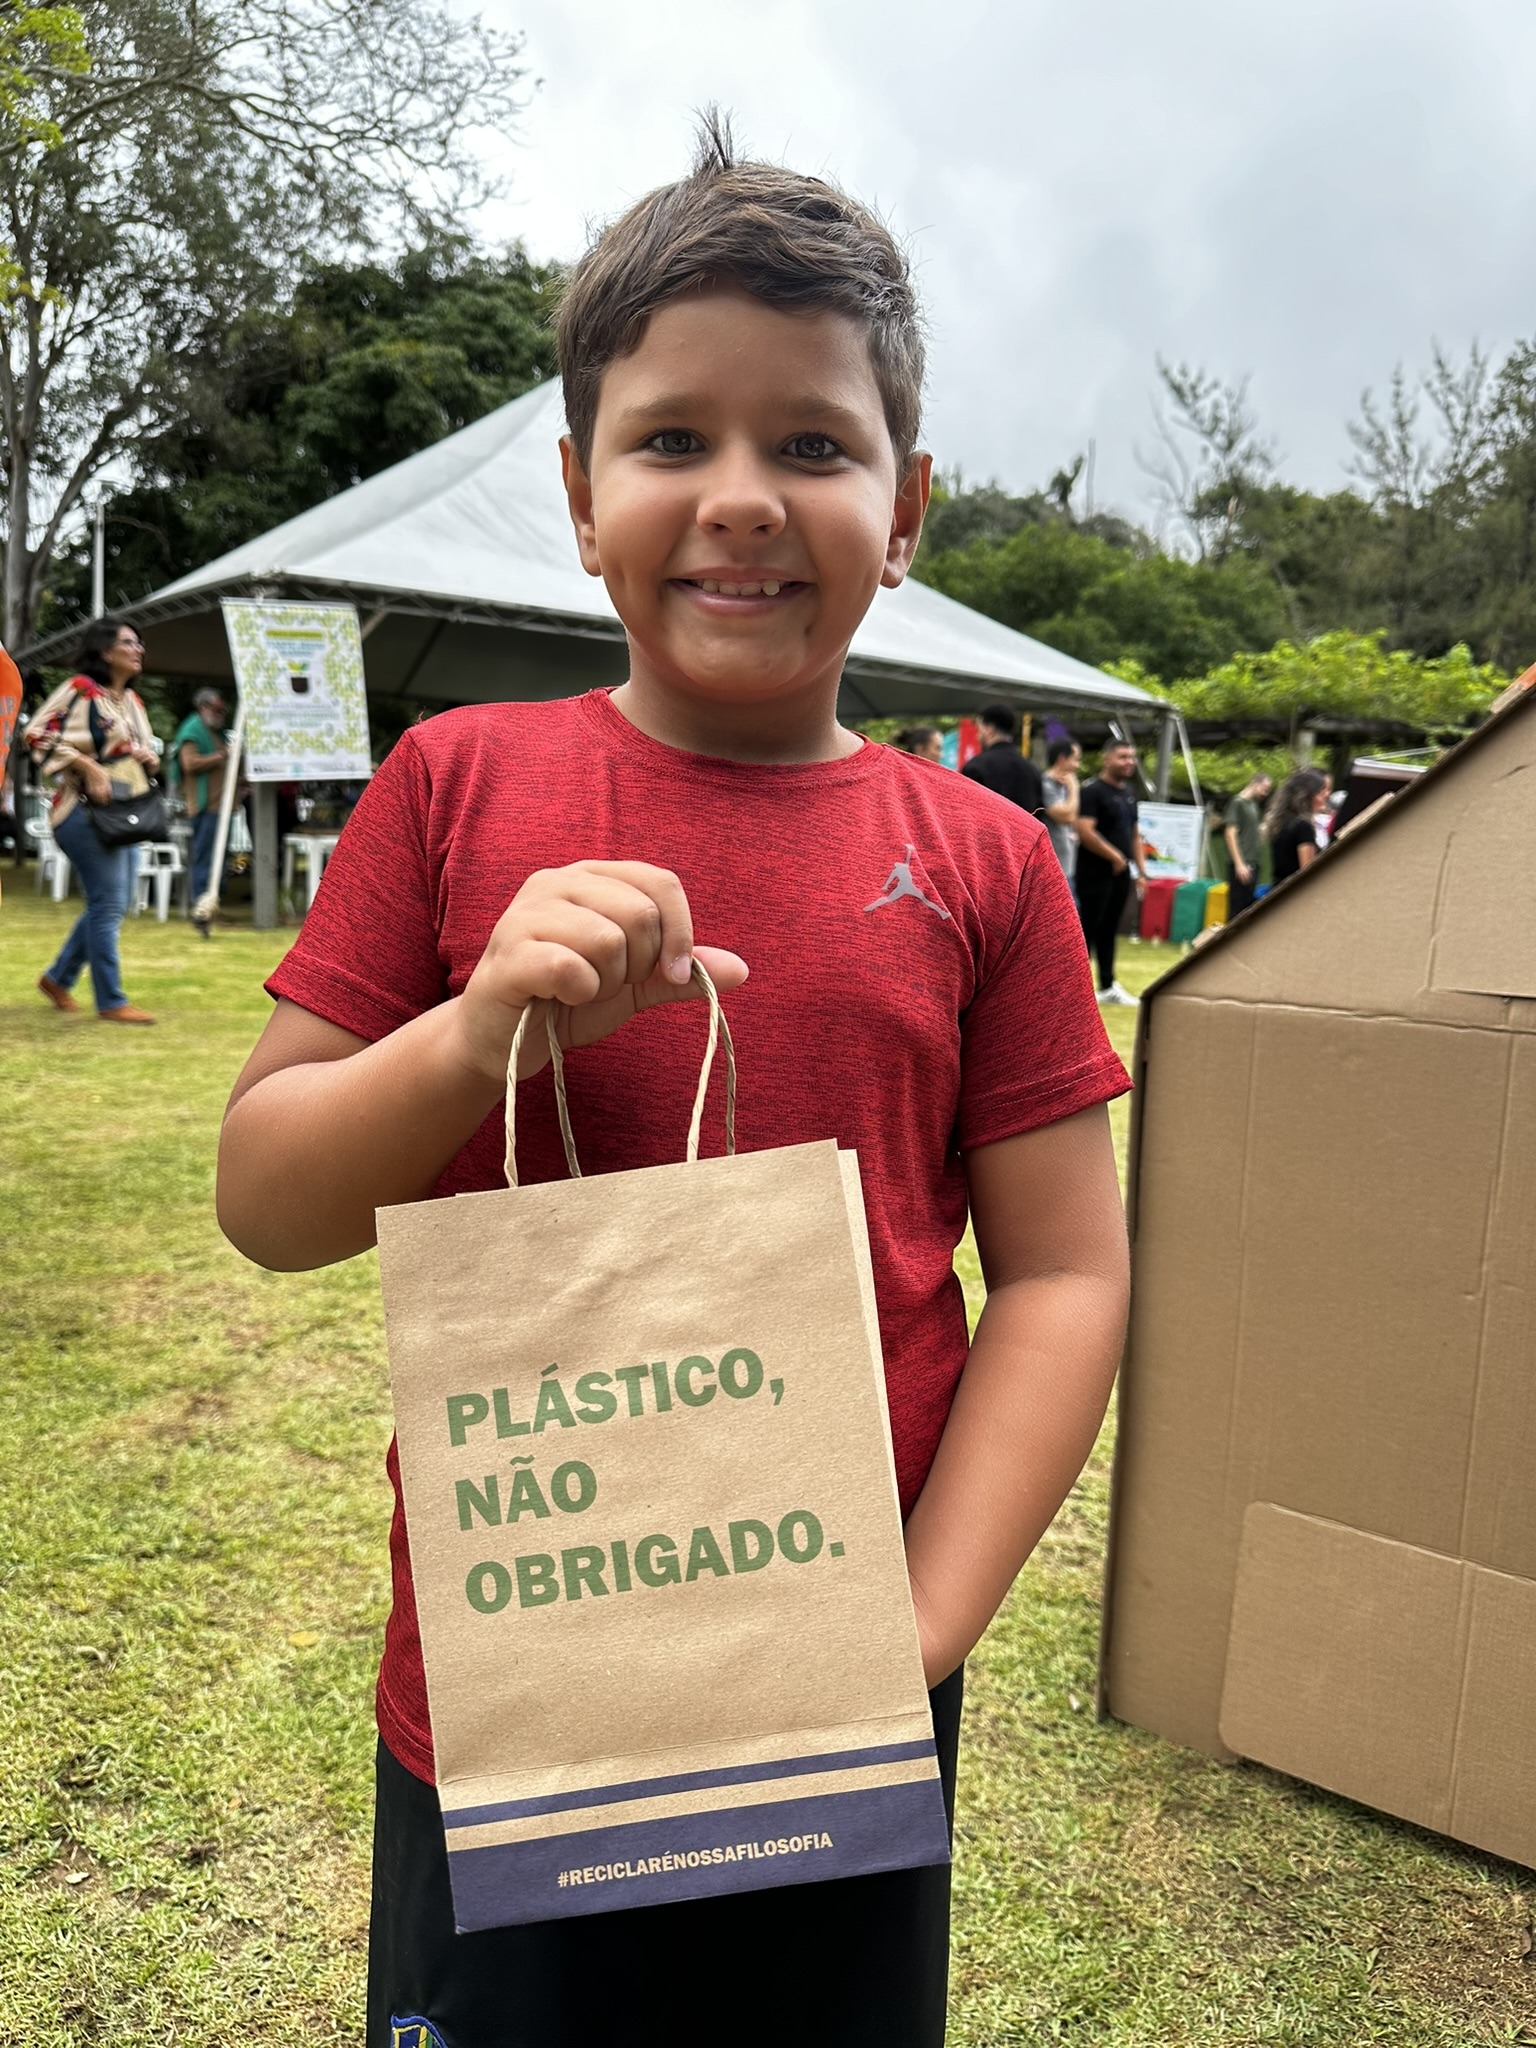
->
xmin=1138 ymin=800 xmax=1206 ymax=880
xmin=939 ymin=718 xmax=982 ymax=771
xmin=220 ymin=599 xmax=371 ymax=783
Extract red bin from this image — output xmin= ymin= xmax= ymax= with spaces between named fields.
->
xmin=1139 ymin=876 xmax=1179 ymax=941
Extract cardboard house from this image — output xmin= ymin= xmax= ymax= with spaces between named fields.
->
xmin=1101 ymin=677 xmax=1536 ymax=1867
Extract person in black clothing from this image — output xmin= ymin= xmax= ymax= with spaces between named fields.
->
xmin=960 ymin=702 xmax=1043 ymax=815
xmin=1263 ymin=767 xmax=1331 ymax=884
xmin=1073 ymin=738 xmax=1147 ymax=1006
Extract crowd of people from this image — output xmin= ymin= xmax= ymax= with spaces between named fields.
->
xmin=16 ymin=619 xmax=1342 ymax=1033
xmin=896 ymin=710 xmax=1341 ymax=1003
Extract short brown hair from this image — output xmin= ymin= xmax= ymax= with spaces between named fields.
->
xmin=556 ymin=112 xmax=924 ymax=471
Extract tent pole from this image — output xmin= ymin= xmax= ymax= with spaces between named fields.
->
xmin=252 ymin=785 xmax=279 ymax=930
xmin=1176 ymin=712 xmax=1203 ymax=809
xmin=1154 ymin=711 xmax=1176 ymax=799
xmin=192 ymin=694 xmax=248 ymax=934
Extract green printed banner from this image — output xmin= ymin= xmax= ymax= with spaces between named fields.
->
xmin=377 ymin=1110 xmax=948 ymax=1931
xmin=220 ymin=598 xmax=371 ymax=782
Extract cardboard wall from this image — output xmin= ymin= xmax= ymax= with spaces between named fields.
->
xmin=1103 ymin=698 xmax=1536 ymax=1864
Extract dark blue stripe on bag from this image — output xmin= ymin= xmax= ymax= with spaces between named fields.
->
xmin=441 ymin=1737 xmax=937 ymax=1830
xmin=445 ymin=1775 xmax=952 ymax=1932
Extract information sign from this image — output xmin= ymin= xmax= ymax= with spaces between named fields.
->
xmin=221 ymin=599 xmax=372 ymax=782
xmin=1138 ymin=800 xmax=1206 ymax=880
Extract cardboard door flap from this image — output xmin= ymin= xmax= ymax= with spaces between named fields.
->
xmin=1219 ymin=1503 xmax=1536 ymax=1869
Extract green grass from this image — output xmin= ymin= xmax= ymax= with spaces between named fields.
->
xmin=2 ymin=894 xmax=1531 ymax=2045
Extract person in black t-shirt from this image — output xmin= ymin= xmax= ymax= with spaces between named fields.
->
xmin=960 ymin=702 xmax=1044 ymax=816
xmin=1263 ymin=767 xmax=1331 ymax=884
xmin=1073 ymin=739 xmax=1147 ymax=1005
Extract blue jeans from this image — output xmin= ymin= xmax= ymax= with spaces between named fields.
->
xmin=48 ymin=805 xmax=133 ymax=1011
xmin=190 ymin=808 xmax=220 ymax=903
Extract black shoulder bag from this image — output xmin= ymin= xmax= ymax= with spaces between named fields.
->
xmin=88 ymin=778 xmax=171 ymax=848
xmin=76 ymin=680 xmax=171 ymax=847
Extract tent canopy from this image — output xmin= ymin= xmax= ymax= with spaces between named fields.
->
xmin=37 ymin=379 xmax=1163 ymax=724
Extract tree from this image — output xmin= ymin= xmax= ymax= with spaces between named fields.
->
xmin=917 ymin=518 xmax=1287 ymax=682
xmin=1469 ymin=340 xmax=1536 ymax=665
xmin=1117 ymin=630 xmax=1507 ymax=803
xmin=0 ymin=0 xmax=529 ymax=650
xmin=1165 ymin=629 xmax=1502 ymax=736
xmin=0 ymin=7 xmax=88 ymax=154
xmin=1344 ymin=346 xmax=1494 ymax=653
xmin=82 ymin=240 xmax=560 ymax=607
xmin=1139 ymin=358 xmax=1276 ymax=563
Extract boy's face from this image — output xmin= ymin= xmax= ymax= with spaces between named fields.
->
xmin=562 ymin=288 xmax=929 ymax=713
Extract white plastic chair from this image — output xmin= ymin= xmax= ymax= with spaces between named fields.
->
xmin=281 ymin=831 xmax=341 ymax=912
xmin=32 ymin=819 xmax=71 ymax=901
xmin=133 ymin=840 xmax=184 ymax=922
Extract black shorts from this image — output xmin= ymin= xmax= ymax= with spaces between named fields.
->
xmin=367 ymin=1666 xmax=964 ymax=2048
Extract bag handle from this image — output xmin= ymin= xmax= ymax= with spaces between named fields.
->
xmin=503 ymin=959 xmax=737 ymax=1187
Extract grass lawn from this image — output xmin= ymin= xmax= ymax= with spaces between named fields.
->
xmin=2 ymin=892 xmax=1532 ymax=2045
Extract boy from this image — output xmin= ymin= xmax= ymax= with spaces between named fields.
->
xmin=218 ymin=122 xmax=1130 ymax=2048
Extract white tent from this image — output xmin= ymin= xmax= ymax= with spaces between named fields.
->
xmin=83 ymin=378 xmax=1161 ymax=724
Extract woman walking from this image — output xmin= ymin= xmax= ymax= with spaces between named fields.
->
xmin=29 ymin=617 xmax=159 ymax=1024
xmin=1263 ymin=767 xmax=1332 ymax=887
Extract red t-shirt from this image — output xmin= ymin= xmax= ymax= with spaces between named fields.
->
xmin=266 ymin=690 xmax=1129 ymax=1782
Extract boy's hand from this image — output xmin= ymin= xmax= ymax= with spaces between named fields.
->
xmin=454 ymin=861 xmax=748 ymax=1083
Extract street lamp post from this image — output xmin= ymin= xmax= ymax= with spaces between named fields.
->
xmin=90 ymin=493 xmax=106 ymax=618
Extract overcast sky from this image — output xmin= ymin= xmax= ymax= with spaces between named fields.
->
xmin=474 ymin=0 xmax=1536 ymax=530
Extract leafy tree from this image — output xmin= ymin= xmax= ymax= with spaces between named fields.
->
xmin=1139 ymin=359 xmax=1276 ymax=563
xmin=1114 ymin=631 xmax=1507 ymax=803
xmin=1163 ymin=629 xmax=1502 ymax=735
xmin=0 ymin=0 xmax=529 ymax=649
xmin=88 ymin=241 xmax=559 ymax=604
xmin=921 ymin=467 xmax=1141 ymax=558
xmin=918 ymin=518 xmax=1287 ymax=681
xmin=0 ymin=6 xmax=88 ymax=154
xmin=920 ymin=473 xmax=1052 ymax=554
xmin=1219 ymin=482 xmax=1389 ymax=639
xmin=1469 ymin=340 xmax=1536 ymax=665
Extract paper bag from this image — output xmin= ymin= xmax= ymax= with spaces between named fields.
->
xmin=375 ymin=968 xmax=950 ymax=1931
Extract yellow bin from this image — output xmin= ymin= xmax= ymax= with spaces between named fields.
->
xmin=1202 ymin=882 xmax=1229 ymax=928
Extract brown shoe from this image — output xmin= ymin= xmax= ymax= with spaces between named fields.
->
xmin=98 ymin=1004 xmax=156 ymax=1025
xmin=38 ymin=974 xmax=81 ymax=1012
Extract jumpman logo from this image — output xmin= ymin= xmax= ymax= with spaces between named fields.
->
xmin=865 ymin=845 xmax=952 ymax=921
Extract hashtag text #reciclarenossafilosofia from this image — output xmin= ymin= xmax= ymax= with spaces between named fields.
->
xmin=555 ymin=1831 xmax=835 ymax=1888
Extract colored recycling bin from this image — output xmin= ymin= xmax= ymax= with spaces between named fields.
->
xmin=1170 ymin=879 xmax=1214 ymax=944
xmin=1202 ymin=882 xmax=1229 ymax=928
xmin=1139 ymin=876 xmax=1179 ymax=941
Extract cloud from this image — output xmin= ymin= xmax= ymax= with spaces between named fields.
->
xmin=478 ymin=0 xmax=1536 ymax=520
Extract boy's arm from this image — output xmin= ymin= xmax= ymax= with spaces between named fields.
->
xmin=901 ymin=1102 xmax=1128 ymax=1686
xmin=217 ymin=861 xmax=746 ymax=1272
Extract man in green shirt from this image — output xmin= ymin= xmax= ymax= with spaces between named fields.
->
xmin=172 ymin=688 xmax=234 ymax=907
xmin=1223 ymin=771 xmax=1274 ymax=917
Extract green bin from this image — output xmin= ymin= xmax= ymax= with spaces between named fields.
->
xmin=1170 ymin=879 xmax=1213 ymax=944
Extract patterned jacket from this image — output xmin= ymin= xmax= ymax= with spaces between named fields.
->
xmin=25 ymin=675 xmax=157 ymax=827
